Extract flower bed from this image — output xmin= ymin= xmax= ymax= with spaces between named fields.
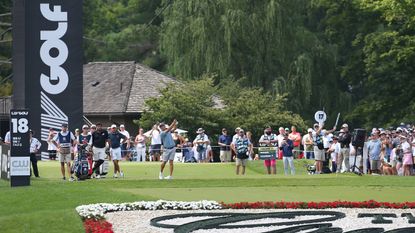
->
xmin=77 ymin=200 xmax=415 ymax=233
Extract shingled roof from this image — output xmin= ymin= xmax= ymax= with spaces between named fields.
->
xmin=83 ymin=62 xmax=177 ymax=115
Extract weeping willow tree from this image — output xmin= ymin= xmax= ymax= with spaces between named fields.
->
xmin=160 ymin=0 xmax=352 ymax=123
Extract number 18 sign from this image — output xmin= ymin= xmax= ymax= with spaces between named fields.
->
xmin=10 ymin=109 xmax=30 ymax=187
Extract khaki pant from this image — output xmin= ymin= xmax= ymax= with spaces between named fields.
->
xmin=337 ymin=148 xmax=350 ymax=172
xmin=220 ymin=150 xmax=231 ymax=162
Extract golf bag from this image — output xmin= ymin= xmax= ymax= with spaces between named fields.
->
xmin=72 ymin=146 xmax=91 ymax=180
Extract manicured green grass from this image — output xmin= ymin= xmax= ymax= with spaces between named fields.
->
xmin=0 ymin=160 xmax=414 ymax=233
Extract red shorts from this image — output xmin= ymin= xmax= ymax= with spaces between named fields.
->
xmin=264 ymin=159 xmax=276 ymax=167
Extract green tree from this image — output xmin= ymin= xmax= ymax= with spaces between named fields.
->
xmin=160 ymin=0 xmax=352 ymax=124
xmin=83 ymin=0 xmax=165 ymax=69
xmin=139 ymin=77 xmax=306 ymax=142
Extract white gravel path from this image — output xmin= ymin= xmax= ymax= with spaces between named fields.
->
xmin=105 ymin=208 xmax=415 ymax=233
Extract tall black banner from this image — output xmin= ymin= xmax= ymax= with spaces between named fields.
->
xmin=13 ymin=0 xmax=83 ymax=160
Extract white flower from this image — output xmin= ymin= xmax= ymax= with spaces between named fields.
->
xmin=75 ymin=200 xmax=222 ymax=220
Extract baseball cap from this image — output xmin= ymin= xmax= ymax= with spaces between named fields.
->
xmin=341 ymin=123 xmax=348 ymax=128
xmin=90 ymin=124 xmax=96 ymax=129
xmin=111 ymin=124 xmax=117 ymax=128
xmin=61 ymin=123 xmax=68 ymax=127
xmin=120 ymin=124 xmax=125 ymax=128
xmin=82 ymin=124 xmax=89 ymax=129
xmin=239 ymin=128 xmax=244 ymax=133
xmin=313 ymin=123 xmax=319 ymax=128
xmin=307 ymin=128 xmax=313 ymax=133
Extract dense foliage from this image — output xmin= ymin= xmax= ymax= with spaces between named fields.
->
xmin=138 ymin=78 xmax=306 ymax=141
xmin=1 ymin=0 xmax=414 ymax=128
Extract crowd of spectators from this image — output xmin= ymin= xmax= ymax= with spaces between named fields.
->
xmin=2 ymin=122 xmax=414 ymax=177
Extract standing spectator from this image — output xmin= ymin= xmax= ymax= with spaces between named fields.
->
xmin=119 ymin=125 xmax=130 ymax=160
xmin=77 ymin=125 xmax=91 ymax=148
xmin=277 ymin=127 xmax=286 ymax=160
xmin=259 ymin=127 xmax=278 ymax=175
xmin=4 ymin=131 xmax=10 ymax=144
xmin=338 ymin=124 xmax=352 ymax=173
xmin=52 ymin=123 xmax=76 ymax=181
xmin=72 ymin=128 xmax=80 ymax=160
xmin=232 ymin=129 xmax=251 ymax=175
xmin=29 ymin=130 xmax=41 ymax=178
xmin=231 ymin=127 xmax=241 ymax=160
xmin=367 ymin=132 xmax=382 ymax=174
xmin=90 ymin=124 xmax=96 ymax=134
xmin=108 ymin=125 xmax=127 ymax=178
xmin=89 ymin=123 xmax=109 ymax=179
xmin=134 ymin=128 xmax=147 ymax=162
xmin=312 ymin=123 xmax=325 ymax=174
xmin=328 ymin=136 xmax=340 ymax=172
xmin=246 ymin=131 xmax=254 ymax=160
xmin=218 ymin=128 xmax=232 ymax=162
xmin=173 ymin=130 xmax=185 ymax=162
xmin=150 ymin=124 xmax=162 ymax=161
xmin=193 ymin=128 xmax=210 ymax=163
xmin=303 ymin=128 xmax=314 ymax=159
xmin=47 ymin=128 xmax=57 ymax=160
xmin=401 ymin=135 xmax=413 ymax=176
xmin=280 ymin=133 xmax=295 ymax=175
xmin=288 ymin=126 xmax=302 ymax=159
xmin=159 ymin=119 xmax=178 ymax=180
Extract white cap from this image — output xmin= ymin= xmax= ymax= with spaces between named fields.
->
xmin=82 ymin=124 xmax=89 ymax=129
xmin=111 ymin=124 xmax=117 ymax=128
xmin=307 ymin=128 xmax=313 ymax=133
xmin=90 ymin=124 xmax=96 ymax=128
xmin=120 ymin=124 xmax=125 ymax=128
xmin=341 ymin=123 xmax=348 ymax=128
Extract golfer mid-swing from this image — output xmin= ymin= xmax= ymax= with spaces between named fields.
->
xmin=159 ymin=119 xmax=178 ymax=180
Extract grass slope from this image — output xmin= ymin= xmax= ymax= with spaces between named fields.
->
xmin=0 ymin=160 xmax=414 ymax=233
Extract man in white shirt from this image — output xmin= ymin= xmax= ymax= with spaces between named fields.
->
xmin=119 ymin=124 xmax=130 ymax=160
xmin=150 ymin=124 xmax=162 ymax=161
xmin=29 ymin=130 xmax=42 ymax=177
xmin=4 ymin=131 xmax=10 ymax=144
xmin=52 ymin=123 xmax=76 ymax=181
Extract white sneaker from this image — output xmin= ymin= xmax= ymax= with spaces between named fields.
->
xmin=69 ymin=177 xmax=75 ymax=182
xmin=113 ymin=174 xmax=118 ymax=178
xmin=165 ymin=175 xmax=173 ymax=180
xmin=159 ymin=172 xmax=164 ymax=180
xmin=96 ymin=175 xmax=101 ymax=179
xmin=120 ymin=171 xmax=124 ymax=178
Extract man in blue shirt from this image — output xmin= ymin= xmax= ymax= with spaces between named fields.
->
xmin=159 ymin=119 xmax=178 ymax=180
xmin=108 ymin=125 xmax=127 ymax=178
xmin=218 ymin=128 xmax=232 ymax=162
xmin=280 ymin=133 xmax=295 ymax=175
xmin=367 ymin=132 xmax=382 ymax=174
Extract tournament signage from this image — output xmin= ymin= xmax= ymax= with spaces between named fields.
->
xmin=12 ymin=0 xmax=83 ymax=160
xmin=314 ymin=110 xmax=327 ymax=123
xmin=258 ymin=147 xmax=277 ymax=160
xmin=10 ymin=109 xmax=30 ymax=187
